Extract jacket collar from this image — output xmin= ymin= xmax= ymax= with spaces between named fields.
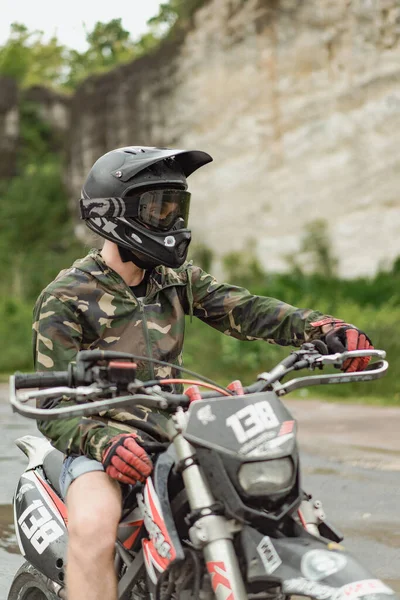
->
xmin=73 ymin=249 xmax=189 ymax=295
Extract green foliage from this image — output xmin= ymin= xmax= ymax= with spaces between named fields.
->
xmin=139 ymin=0 xmax=210 ymax=52
xmin=0 ymin=158 xmax=83 ymax=302
xmin=222 ymin=242 xmax=265 ymax=292
xmin=0 ymin=23 xmax=67 ymax=87
xmin=0 ymin=1 xmax=211 ymax=91
xmin=18 ymin=100 xmax=58 ymax=162
xmin=148 ymin=0 xmax=209 ymax=29
xmin=188 ymin=244 xmax=214 ymax=272
xmin=0 ymin=98 xmax=84 ymax=299
xmin=0 ymin=19 xmax=140 ymax=90
xmin=0 ymin=0 xmax=211 ymax=91
xmin=0 ymin=96 xmax=84 ymax=374
xmin=66 ymin=19 xmax=137 ymax=89
xmin=146 ymin=0 xmax=209 ymax=38
xmin=147 ymin=3 xmax=180 ymax=31
xmin=288 ymin=219 xmax=338 ymax=279
xmin=0 ymin=298 xmax=33 ymax=372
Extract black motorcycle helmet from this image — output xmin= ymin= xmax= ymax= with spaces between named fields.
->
xmin=79 ymin=146 xmax=213 ymax=269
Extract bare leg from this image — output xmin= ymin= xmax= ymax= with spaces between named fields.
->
xmin=66 ymin=471 xmax=122 ymax=600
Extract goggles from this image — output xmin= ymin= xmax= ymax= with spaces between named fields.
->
xmin=80 ymin=189 xmax=191 ymax=231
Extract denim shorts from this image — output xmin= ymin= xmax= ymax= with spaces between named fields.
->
xmin=59 ymin=455 xmax=104 ymax=499
xmin=59 ymin=455 xmax=137 ymax=512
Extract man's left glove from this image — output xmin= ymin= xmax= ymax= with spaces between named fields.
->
xmin=310 ymin=318 xmax=373 ymax=373
xmin=102 ymin=433 xmax=153 ymax=485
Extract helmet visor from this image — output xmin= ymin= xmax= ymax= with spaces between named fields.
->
xmin=136 ymin=189 xmax=191 ymax=231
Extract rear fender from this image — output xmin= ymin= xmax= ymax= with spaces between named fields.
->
xmin=15 ymin=435 xmax=53 ymax=470
xmin=13 ymin=469 xmax=67 ymax=585
xmin=240 ymin=526 xmax=399 ymax=600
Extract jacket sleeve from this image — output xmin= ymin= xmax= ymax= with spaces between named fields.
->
xmin=187 ymin=265 xmax=326 ymax=346
xmin=32 ymin=292 xmax=129 ymax=460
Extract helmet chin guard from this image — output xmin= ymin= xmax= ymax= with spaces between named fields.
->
xmin=85 ymin=216 xmax=191 ymax=269
xmin=80 ymin=146 xmax=212 ymax=268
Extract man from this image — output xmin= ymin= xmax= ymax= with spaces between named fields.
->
xmin=33 ymin=146 xmax=372 ymax=600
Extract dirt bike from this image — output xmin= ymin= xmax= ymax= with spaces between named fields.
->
xmin=7 ymin=343 xmax=398 ymax=600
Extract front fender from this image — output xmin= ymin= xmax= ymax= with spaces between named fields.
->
xmin=240 ymin=526 xmax=398 ymax=600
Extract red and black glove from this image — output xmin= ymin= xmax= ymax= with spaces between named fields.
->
xmin=311 ymin=318 xmax=373 ymax=373
xmin=102 ymin=433 xmax=153 ymax=485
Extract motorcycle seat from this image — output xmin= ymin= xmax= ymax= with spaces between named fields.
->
xmin=43 ymin=448 xmax=65 ymax=497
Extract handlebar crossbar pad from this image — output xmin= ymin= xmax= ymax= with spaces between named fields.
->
xmin=14 ymin=371 xmax=70 ymax=389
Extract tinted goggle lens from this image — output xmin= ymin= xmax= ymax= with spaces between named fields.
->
xmin=137 ymin=190 xmax=191 ymax=231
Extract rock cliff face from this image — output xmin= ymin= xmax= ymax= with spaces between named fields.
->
xmin=0 ymin=81 xmax=69 ymax=178
xmin=0 ymin=77 xmax=19 ymax=179
xmin=9 ymin=0 xmax=400 ymax=276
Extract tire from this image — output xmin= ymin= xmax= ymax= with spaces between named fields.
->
xmin=7 ymin=562 xmax=59 ymax=600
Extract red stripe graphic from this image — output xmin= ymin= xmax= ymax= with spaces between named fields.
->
xmin=121 ymin=521 xmax=143 ymax=549
xmin=207 ymin=561 xmax=234 ymax=600
xmin=145 ymin=480 xmax=176 ymax=563
xmin=279 ymin=420 xmax=295 ymax=436
xmin=34 ymin=473 xmax=68 ymax=525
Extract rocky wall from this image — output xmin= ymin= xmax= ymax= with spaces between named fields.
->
xmin=68 ymin=0 xmax=400 ymax=277
xmin=24 ymin=86 xmax=70 ymax=138
xmin=0 ymin=81 xmax=70 ymax=180
xmin=0 ymin=76 xmax=19 ymax=179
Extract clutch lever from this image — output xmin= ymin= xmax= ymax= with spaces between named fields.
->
xmin=18 ymin=385 xmax=104 ymax=403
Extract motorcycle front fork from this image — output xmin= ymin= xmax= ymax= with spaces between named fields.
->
xmin=167 ymin=419 xmax=248 ymax=600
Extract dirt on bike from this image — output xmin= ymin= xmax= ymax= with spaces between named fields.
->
xmin=7 ymin=343 xmax=397 ymax=600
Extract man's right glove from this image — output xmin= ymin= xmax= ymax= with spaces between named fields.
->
xmin=102 ymin=433 xmax=153 ymax=485
xmin=310 ymin=318 xmax=373 ymax=373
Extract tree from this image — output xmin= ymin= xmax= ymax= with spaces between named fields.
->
xmin=66 ymin=19 xmax=137 ymax=88
xmin=0 ymin=2 xmax=210 ymax=91
xmin=300 ymin=219 xmax=338 ymax=279
xmin=147 ymin=0 xmax=207 ymax=30
xmin=0 ymin=19 xmax=139 ymax=90
xmin=0 ymin=22 xmax=67 ymax=87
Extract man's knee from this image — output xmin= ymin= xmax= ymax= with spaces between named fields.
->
xmin=67 ymin=471 xmax=122 ymax=556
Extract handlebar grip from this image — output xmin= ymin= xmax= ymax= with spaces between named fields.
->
xmin=14 ymin=371 xmax=70 ymax=389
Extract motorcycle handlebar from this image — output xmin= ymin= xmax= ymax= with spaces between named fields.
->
xmin=10 ymin=347 xmax=388 ymax=421
xmin=13 ymin=349 xmax=386 ymax=393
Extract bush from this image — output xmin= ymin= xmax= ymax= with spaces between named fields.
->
xmin=0 ymin=298 xmax=33 ymax=373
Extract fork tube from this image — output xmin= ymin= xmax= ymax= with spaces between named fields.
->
xmin=167 ymin=421 xmax=247 ymax=600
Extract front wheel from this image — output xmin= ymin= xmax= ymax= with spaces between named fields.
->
xmin=7 ymin=562 xmax=59 ymax=600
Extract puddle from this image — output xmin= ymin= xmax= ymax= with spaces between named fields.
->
xmin=0 ymin=505 xmax=19 ymax=555
xmin=344 ymin=523 xmax=400 ymax=549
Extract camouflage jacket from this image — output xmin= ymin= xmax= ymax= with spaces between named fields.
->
xmin=33 ymin=249 xmax=326 ymax=461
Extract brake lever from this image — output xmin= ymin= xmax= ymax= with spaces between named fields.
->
xmin=316 ymin=349 xmax=386 ymax=367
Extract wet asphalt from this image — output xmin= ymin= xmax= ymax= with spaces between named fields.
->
xmin=0 ymin=387 xmax=399 ymax=597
